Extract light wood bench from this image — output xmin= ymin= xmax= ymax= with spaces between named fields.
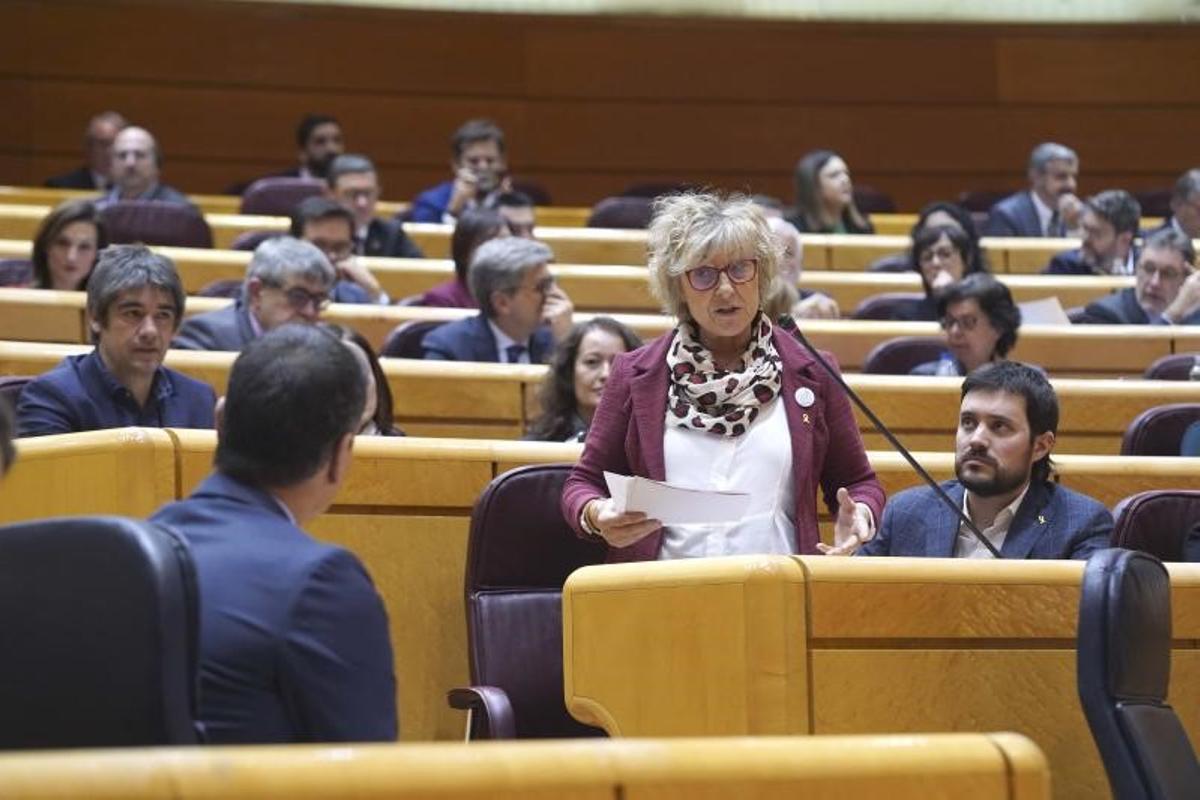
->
xmin=4 ymin=287 xmax=1200 ymax=376
xmin=562 ymin=555 xmax=1200 ymax=800
xmin=0 ymin=239 xmax=1136 ymax=313
xmin=0 ymin=734 xmax=1049 ymax=799
xmin=4 ymin=341 xmax=1198 ymax=452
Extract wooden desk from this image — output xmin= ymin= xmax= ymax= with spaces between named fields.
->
xmin=563 ymin=555 xmax=1200 ymax=799
xmin=0 ymin=734 xmax=1048 ymax=799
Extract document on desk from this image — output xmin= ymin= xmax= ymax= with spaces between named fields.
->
xmin=603 ymin=471 xmax=751 ymax=525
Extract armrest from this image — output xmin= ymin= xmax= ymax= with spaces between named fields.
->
xmin=447 ymin=685 xmax=517 ymax=739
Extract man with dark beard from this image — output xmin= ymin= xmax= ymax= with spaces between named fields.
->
xmin=855 ymin=362 xmax=1112 ymax=559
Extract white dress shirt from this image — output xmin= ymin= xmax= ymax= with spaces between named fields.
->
xmin=954 ymin=484 xmax=1030 ymax=559
xmin=659 ymin=396 xmax=796 ymax=559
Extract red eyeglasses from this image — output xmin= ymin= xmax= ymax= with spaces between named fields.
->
xmin=685 ymin=259 xmax=758 ymax=291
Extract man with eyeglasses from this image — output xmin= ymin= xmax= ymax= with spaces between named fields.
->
xmin=172 ymin=237 xmax=336 ymax=352
xmin=326 ymin=154 xmax=424 ymax=259
xmin=1075 ymin=228 xmax=1200 ymax=325
xmin=45 ymin=111 xmax=127 ymax=191
xmin=291 ymin=197 xmax=388 ymax=304
xmin=422 ymin=237 xmax=573 ymax=362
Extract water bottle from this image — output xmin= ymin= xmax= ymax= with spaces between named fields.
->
xmin=1191 ymin=355 xmax=1200 ymax=382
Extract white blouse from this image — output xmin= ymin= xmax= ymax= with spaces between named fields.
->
xmin=659 ymin=396 xmax=796 ymax=559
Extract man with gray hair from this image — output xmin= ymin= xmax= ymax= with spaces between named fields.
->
xmin=421 ymin=237 xmax=574 ymax=362
xmin=17 ymin=244 xmax=215 ymax=436
xmin=1147 ymin=168 xmax=1200 ymax=240
xmin=1044 ymin=190 xmax=1141 ymax=276
xmin=326 ymin=154 xmax=424 ymax=259
xmin=984 ymin=142 xmax=1081 ymax=238
xmin=173 ymin=236 xmax=336 ymax=351
xmin=1075 ymin=228 xmax=1200 ymax=325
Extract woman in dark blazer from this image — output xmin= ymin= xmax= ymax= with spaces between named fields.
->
xmin=561 ymin=192 xmax=884 ymax=561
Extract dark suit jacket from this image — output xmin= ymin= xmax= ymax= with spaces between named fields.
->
xmin=172 ymin=299 xmax=257 ymax=351
xmin=409 ymin=180 xmax=454 ymax=223
xmin=16 ymin=350 xmax=215 ymax=437
xmin=858 ymin=479 xmax=1112 ymax=559
xmin=45 ymin=166 xmax=99 ymax=190
xmin=560 ymin=327 xmax=885 ymax=560
xmin=362 ymin=218 xmax=423 ymax=259
xmin=1043 ymin=247 xmax=1139 ymax=276
xmin=983 ymin=191 xmax=1043 ymax=237
xmin=151 ymin=472 xmax=397 ymax=743
xmin=1075 ymin=287 xmax=1200 ymax=326
xmin=103 ymin=182 xmax=195 ymax=209
xmin=421 ymin=314 xmax=555 ymax=363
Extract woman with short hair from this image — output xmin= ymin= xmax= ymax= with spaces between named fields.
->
xmin=562 ymin=192 xmax=884 ymax=560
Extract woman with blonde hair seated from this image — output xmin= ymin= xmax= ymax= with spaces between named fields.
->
xmin=562 ymin=192 xmax=884 ymax=560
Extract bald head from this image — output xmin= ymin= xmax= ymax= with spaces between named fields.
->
xmin=768 ymin=216 xmax=804 ymax=282
xmin=111 ymin=126 xmax=160 ymax=198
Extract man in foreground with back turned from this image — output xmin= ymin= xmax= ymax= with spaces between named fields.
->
xmin=152 ymin=325 xmax=397 ymax=742
xmin=851 ymin=361 xmax=1112 ymax=558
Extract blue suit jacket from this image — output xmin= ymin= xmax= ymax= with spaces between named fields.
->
xmin=983 ymin=191 xmax=1043 ymax=237
xmin=421 ymin=313 xmax=555 ymax=363
xmin=858 ymin=479 xmax=1112 ymax=559
xmin=151 ymin=472 xmax=397 ymax=743
xmin=173 ymin=299 xmax=257 ymax=351
xmin=409 ymin=180 xmax=454 ymax=223
xmin=16 ymin=350 xmax=215 ymax=437
xmin=1075 ymin=287 xmax=1200 ymax=326
xmin=1043 ymin=247 xmax=1139 ymax=276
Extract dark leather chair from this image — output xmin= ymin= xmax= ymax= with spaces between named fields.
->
xmin=239 ymin=176 xmax=325 ymax=217
xmin=1110 ymin=490 xmax=1200 ymax=562
xmin=862 ymin=336 xmax=946 ymax=375
xmin=0 ymin=258 xmax=33 ymax=287
xmin=380 ymin=320 xmax=444 ymax=358
xmin=1120 ymin=404 xmax=1200 ymax=456
xmin=1077 ymin=548 xmax=1200 ymax=799
xmin=619 ymin=181 xmax=695 ymax=199
xmin=101 ymin=200 xmax=213 ymax=248
xmin=0 ymin=516 xmax=202 ymax=748
xmin=1134 ymin=189 xmax=1173 ymax=219
xmin=853 ymin=292 xmax=927 ymax=321
xmin=230 ymin=230 xmax=283 ymax=252
xmin=866 ymin=253 xmax=910 ymax=273
xmin=1143 ymin=353 xmax=1198 ymax=381
xmin=197 ymin=278 xmax=244 ymax=298
xmin=0 ymin=375 xmax=31 ymax=414
xmin=448 ymin=464 xmax=607 ymax=739
xmin=510 ymin=178 xmax=552 ymax=206
xmin=853 ymin=185 xmax=896 ymax=214
xmin=587 ymin=196 xmax=654 ymax=229
xmin=958 ymin=189 xmax=1011 ymax=213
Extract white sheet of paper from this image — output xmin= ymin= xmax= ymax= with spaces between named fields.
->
xmin=1018 ymin=296 xmax=1071 ymax=325
xmin=603 ymin=471 xmax=751 ymax=525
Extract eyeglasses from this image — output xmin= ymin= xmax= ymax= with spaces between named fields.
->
xmin=1138 ymin=261 xmax=1187 ymax=283
xmin=512 ymin=275 xmax=555 ymax=296
xmin=685 ymin=259 xmax=758 ymax=292
xmin=940 ymin=313 xmax=979 ymax=332
xmin=268 ymin=282 xmax=330 ymax=313
xmin=919 ymin=245 xmax=960 ymax=266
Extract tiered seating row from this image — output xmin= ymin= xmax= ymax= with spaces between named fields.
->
xmin=2 ymin=341 xmax=1196 ymax=453
xmin=1 ymin=430 xmax=1196 ymax=742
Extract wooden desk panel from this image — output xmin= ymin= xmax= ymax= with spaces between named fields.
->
xmin=563 ymin=556 xmax=1199 ymax=799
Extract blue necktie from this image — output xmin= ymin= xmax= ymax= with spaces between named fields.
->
xmin=505 ymin=344 xmax=527 ymax=364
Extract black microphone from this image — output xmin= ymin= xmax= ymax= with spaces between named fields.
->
xmin=776 ymin=313 xmax=1001 ymax=558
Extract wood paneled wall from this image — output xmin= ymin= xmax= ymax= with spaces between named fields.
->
xmin=2 ymin=0 xmax=1197 ymax=208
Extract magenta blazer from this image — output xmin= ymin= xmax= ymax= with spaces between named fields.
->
xmin=561 ymin=326 xmax=885 ymax=561
xmin=421 ymin=278 xmax=477 ymax=309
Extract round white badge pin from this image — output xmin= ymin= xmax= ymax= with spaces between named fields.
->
xmin=794 ymin=387 xmax=815 ymax=408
